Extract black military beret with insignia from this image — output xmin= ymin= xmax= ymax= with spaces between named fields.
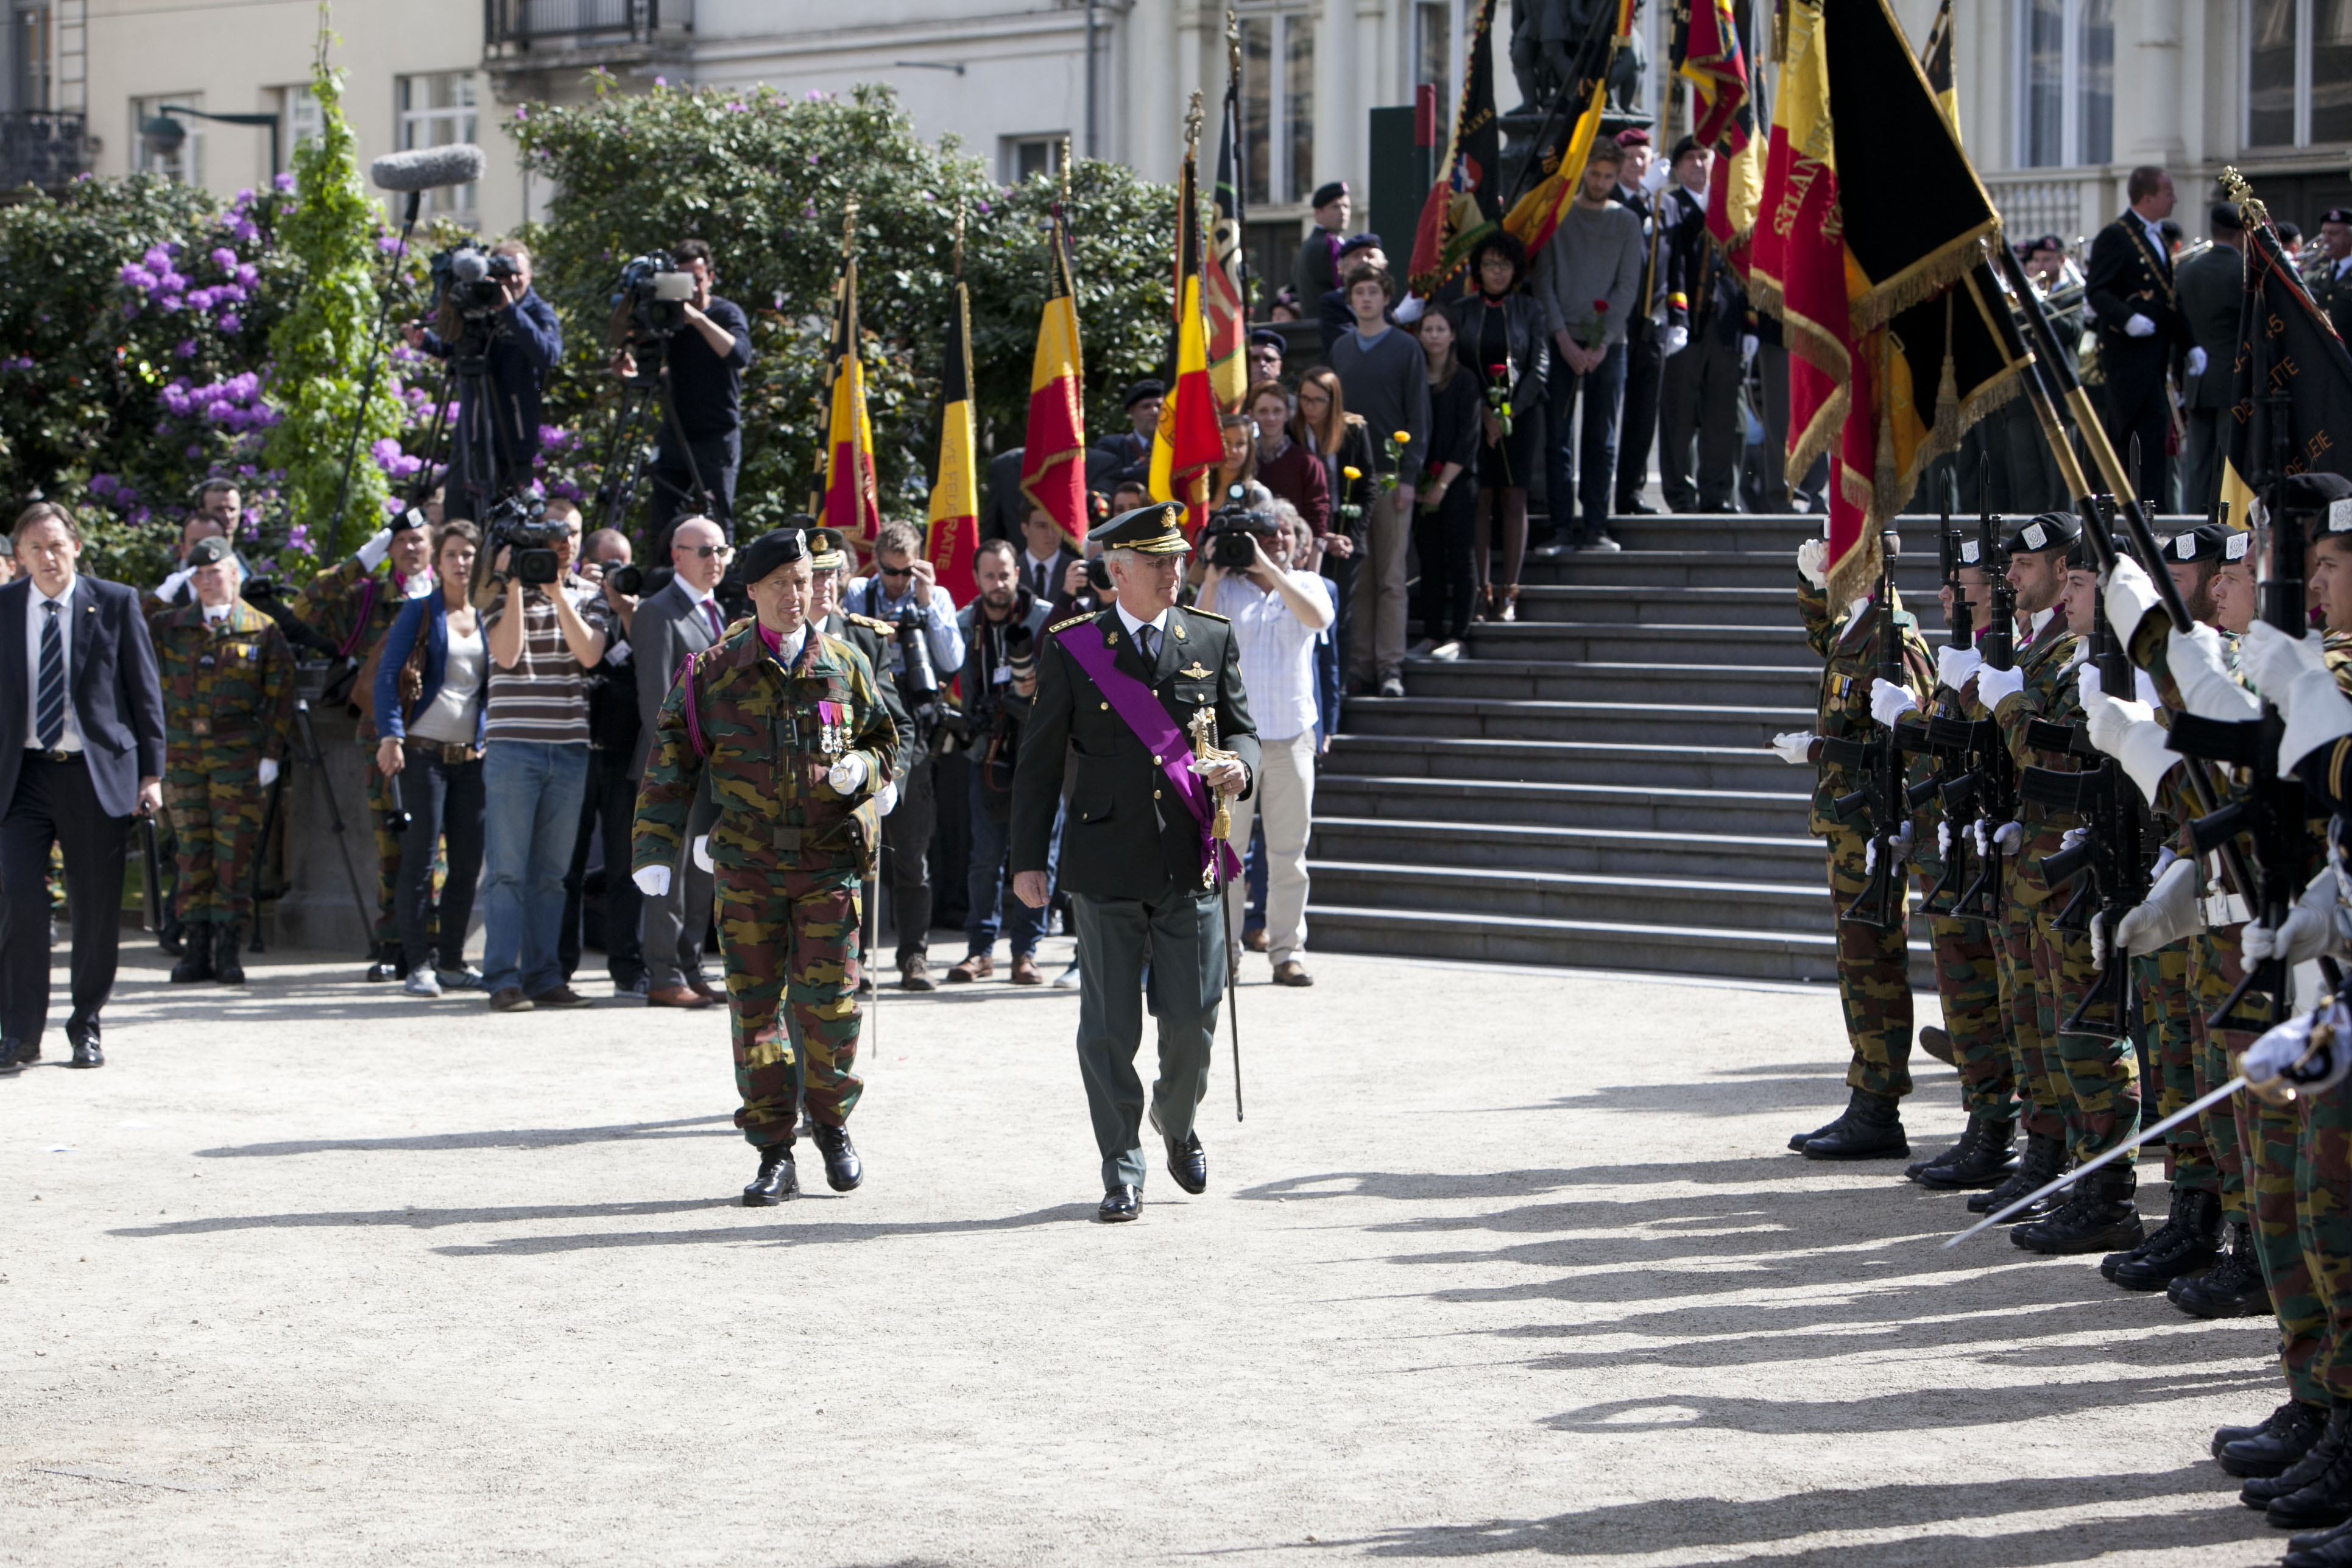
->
xmin=1122 ymin=378 xmax=1165 ymax=410
xmin=1312 ymin=180 xmax=1347 ymax=209
xmin=2286 ymin=471 xmax=2352 ymax=535
xmin=2004 ymin=511 xmax=2080 ymax=556
xmin=2167 ymin=523 xmax=2250 ymax=563
xmin=738 ymin=526 xmax=807 ymax=585
xmin=2322 ymin=208 xmax=2352 ymax=227
xmin=1089 ymin=501 xmax=1192 ymax=556
xmin=186 ymin=535 xmax=234 ymax=567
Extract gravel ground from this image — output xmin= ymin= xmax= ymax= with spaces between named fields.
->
xmin=0 ymin=939 xmax=2292 ymax=1566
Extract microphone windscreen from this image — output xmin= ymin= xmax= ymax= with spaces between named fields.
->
xmin=451 ymin=250 xmax=489 ymax=281
xmin=370 ymin=143 xmax=487 ymax=193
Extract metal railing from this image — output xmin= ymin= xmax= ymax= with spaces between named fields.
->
xmin=485 ymin=0 xmax=675 ymax=49
xmin=0 ymin=111 xmax=90 ymax=194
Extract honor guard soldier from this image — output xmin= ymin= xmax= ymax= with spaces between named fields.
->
xmin=629 ymin=526 xmax=898 ymax=1206
xmin=151 ymin=535 xmax=295 ymax=984
xmin=290 ymin=510 xmax=438 ymax=980
xmin=1007 ymin=501 xmax=1260 ymax=1222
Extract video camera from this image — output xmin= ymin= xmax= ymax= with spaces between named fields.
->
xmin=612 ymin=252 xmax=696 ymax=345
xmin=430 ymin=241 xmax=521 ymax=325
xmin=1202 ymin=482 xmax=1277 ymax=571
xmin=486 ymin=492 xmax=565 ymax=587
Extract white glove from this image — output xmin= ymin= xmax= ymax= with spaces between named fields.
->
xmin=2058 ymin=825 xmax=2088 ymax=855
xmin=633 ymin=864 xmax=672 ymax=897
xmin=691 ymin=835 xmax=713 ymax=872
xmin=1771 ymin=730 xmax=1817 ymax=765
xmin=1868 ymin=677 xmax=1919 ymax=728
xmin=2102 ymin=556 xmax=2163 ymax=642
xmin=2243 ymin=1000 xmax=2352 ymax=1098
xmin=2124 ymin=313 xmax=2156 ymax=338
xmin=2081 ymin=687 xmax=2178 ymax=804
xmin=2242 ymin=870 xmax=2347 ymax=967
xmin=2135 ymin=668 xmax=2161 ymax=709
xmin=257 ymin=758 xmax=279 ymax=788
xmin=2187 ymin=346 xmax=2209 ymax=378
xmin=1796 ymin=539 xmax=1829 ymax=588
xmin=1975 ymin=663 xmax=2026 ymax=710
xmin=2075 ymin=663 xmax=2103 ymax=704
xmin=155 ymin=567 xmax=194 ymax=603
xmin=826 ymin=754 xmax=869 ymax=796
xmin=876 ymin=780 xmax=900 ymax=818
xmin=1993 ymin=820 xmax=2023 ymax=854
xmin=1862 ymin=822 xmax=1915 ymax=877
xmin=2278 ymin=668 xmax=2352 ymax=780
xmin=1938 ymin=645 xmax=1983 ymax=692
xmin=1664 ymin=324 xmax=1689 ymax=356
xmin=2167 ymin=623 xmax=2262 ymax=721
xmin=1393 ymin=294 xmax=1425 ymax=325
xmin=1740 ymin=333 xmax=1759 ymax=364
xmin=1937 ymin=819 xmax=1952 ymax=859
xmin=2242 ymin=621 xmax=2331 ymax=707
xmin=356 ymin=526 xmax=395 ymax=573
xmin=2112 ymin=856 xmax=2203 ymax=961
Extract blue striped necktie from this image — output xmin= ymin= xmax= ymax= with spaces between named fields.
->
xmin=35 ymin=599 xmax=65 ymax=749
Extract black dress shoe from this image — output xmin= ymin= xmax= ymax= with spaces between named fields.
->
xmin=1802 ymin=1089 xmax=1909 ymax=1159
xmin=743 ymin=1147 xmax=799 ymax=1206
xmin=2226 ymin=1401 xmax=2333 ymax=1477
xmin=0 ymin=1039 xmax=20 ymax=1077
xmin=2272 ymin=1404 xmax=2352 ymax=1530
xmin=810 ymin=1123 xmax=863 ymax=1192
xmin=2113 ymin=1187 xmax=2222 ymax=1290
xmin=2012 ymin=1167 xmax=2142 ymax=1254
xmin=1967 ymin=1130 xmax=2066 ymax=1215
xmin=2247 ymin=1403 xmax=2352 ymax=1510
xmin=68 ymin=1034 xmax=102 ymax=1068
xmin=1098 ymin=1185 xmax=1140 ymax=1223
xmin=1166 ymin=1131 xmax=1207 ymax=1195
xmin=2172 ymin=1223 xmax=2273 ymax=1318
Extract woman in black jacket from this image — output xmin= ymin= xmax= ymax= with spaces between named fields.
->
xmin=1411 ymin=303 xmax=1483 ymax=652
xmin=1294 ymin=366 xmax=1375 ymax=693
xmin=1454 ymin=233 xmax=1549 ymax=621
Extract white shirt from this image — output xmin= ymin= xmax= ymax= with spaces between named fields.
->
xmin=2134 ymin=211 xmax=2169 ymax=263
xmin=679 ymin=579 xmax=727 ymax=643
xmin=1221 ymin=570 xmax=1333 ymax=741
xmin=1114 ymin=600 xmax=1171 ymax=652
xmin=200 ymin=599 xmax=233 ymax=624
xmin=24 ymin=579 xmax=83 ymax=753
xmin=1023 ymin=548 xmax=1062 ymax=601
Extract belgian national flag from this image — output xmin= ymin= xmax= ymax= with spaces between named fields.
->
xmin=1150 ymin=121 xmax=1226 ymax=532
xmin=1019 ymin=207 xmax=1089 ymax=545
xmin=821 ymin=217 xmax=881 ymax=542
xmin=1501 ymin=0 xmax=1633 ymax=262
xmin=926 ymin=264 xmax=980 ymax=607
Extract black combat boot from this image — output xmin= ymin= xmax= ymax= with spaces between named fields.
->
xmin=2171 ymin=1223 xmax=2272 ymax=1318
xmin=808 ymin=1123 xmax=863 ymax=1192
xmin=1788 ymin=1112 xmax=1846 ymax=1153
xmin=742 ymin=1146 xmax=799 ymax=1207
xmin=2224 ymin=1400 xmax=2333 ymax=1478
xmin=1966 ymin=1129 xmax=2066 ymax=1218
xmin=170 ymin=923 xmax=214 ymax=984
xmin=1906 ymin=1114 xmax=1984 ymax=1182
xmin=2111 ymin=1187 xmax=2223 ymax=1290
xmin=213 ymin=922 xmax=246 ymax=985
xmin=2284 ymin=1518 xmax=2352 ymax=1567
xmin=158 ymin=912 xmax=185 ymax=958
xmin=1916 ymin=1118 xmax=2019 ymax=1190
xmin=2013 ymin=1164 xmax=2142 ymax=1254
xmin=2259 ymin=1402 xmax=2352 ymax=1527
xmin=1801 ymin=1089 xmax=1909 ymax=1159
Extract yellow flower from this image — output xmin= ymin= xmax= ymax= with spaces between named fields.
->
xmin=1342 ymin=465 xmax=1363 ymax=481
xmin=1393 ymin=430 xmax=1411 ymax=443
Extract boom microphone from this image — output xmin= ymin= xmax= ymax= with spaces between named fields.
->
xmin=370 ymin=143 xmax=487 ymax=193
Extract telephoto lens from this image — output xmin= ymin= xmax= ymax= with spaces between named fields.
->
xmin=1006 ymin=624 xmax=1036 ymax=690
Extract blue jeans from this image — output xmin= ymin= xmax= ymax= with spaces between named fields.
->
xmin=480 ymin=740 xmax=589 ymax=997
xmin=1545 ymin=339 xmax=1628 ymax=542
xmin=967 ymin=763 xmax=1061 ymax=959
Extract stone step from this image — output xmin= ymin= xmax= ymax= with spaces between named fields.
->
xmin=1310 ymin=859 xmax=1833 ymax=934
xmin=1511 ymin=584 xmax=1798 ymax=627
xmin=1326 ymin=733 xmax=1794 ymax=791
xmin=1585 ymin=512 xmax=2206 ymax=555
xmin=1398 ymin=656 xmax=1817 ymax=706
xmin=1464 ymin=620 xmax=1820 ymax=666
xmin=1519 ymin=549 xmax=1944 ymax=592
xmin=1344 ymin=696 xmax=1811 ymax=748
xmin=1309 ymin=815 xmax=1824 ymax=883
xmin=1314 ymin=772 xmax=1806 ymax=834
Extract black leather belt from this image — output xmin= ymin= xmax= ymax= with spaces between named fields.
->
xmin=24 ymin=747 xmax=79 ymax=764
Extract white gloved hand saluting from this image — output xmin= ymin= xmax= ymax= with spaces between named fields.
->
xmin=826 ymin=754 xmax=869 ymax=796
xmin=2167 ymin=623 xmax=2263 ymax=721
xmin=1975 ymin=663 xmax=2027 ymax=711
xmin=1771 ymin=730 xmax=1818 ymax=765
xmin=1796 ymin=539 xmax=1829 ymax=588
xmin=633 ymin=864 xmax=672 ymax=897
xmin=155 ymin=567 xmax=194 ymax=603
xmin=1938 ymin=645 xmax=1983 ymax=693
xmin=356 ymin=526 xmax=396 ymax=573
xmin=2124 ymin=313 xmax=2156 ymax=338
xmin=2102 ymin=556 xmax=2163 ymax=643
xmin=1868 ymin=677 xmax=1919 ymax=729
xmin=257 ymin=758 xmax=279 ymax=788
xmin=2187 ymin=346 xmax=2209 ymax=379
xmin=691 ymin=835 xmax=714 ymax=872
xmin=2242 ymin=869 xmax=2349 ymax=967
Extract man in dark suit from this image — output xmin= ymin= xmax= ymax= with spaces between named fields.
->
xmin=1083 ymin=380 xmax=1164 ymax=495
xmin=2085 ymin=165 xmax=2196 ymax=509
xmin=1656 ymin=139 xmax=1742 ymax=513
xmin=2175 ymin=205 xmax=2246 ymax=520
xmin=1009 ymin=502 xmax=1259 ymax=1223
xmin=1014 ymin=504 xmax=1082 ymax=609
xmin=628 ymin=515 xmax=729 ymax=1009
xmin=0 ymin=503 xmax=167 ymax=1073
xmin=1611 ymin=127 xmax=1669 ymax=516
xmin=983 ymin=445 xmax=1027 ymax=545
xmin=2311 ymin=208 xmax=2352 ymax=342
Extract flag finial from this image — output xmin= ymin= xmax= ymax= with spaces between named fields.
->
xmin=1184 ymin=90 xmax=1204 ymax=153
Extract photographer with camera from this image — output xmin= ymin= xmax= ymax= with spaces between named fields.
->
xmin=558 ymin=526 xmax=647 ymax=998
xmin=611 ymin=239 xmax=754 ymax=547
xmin=845 ymin=521 xmax=964 ymax=985
xmin=950 ymin=538 xmax=1055 ymax=986
xmin=473 ymin=496 xmax=613 ymax=1013
xmin=1193 ymin=493 xmax=1331 ymax=988
xmin=404 ymin=241 xmax=562 ymax=524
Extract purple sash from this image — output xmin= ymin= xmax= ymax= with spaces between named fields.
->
xmin=1055 ymin=621 xmax=1241 ymax=882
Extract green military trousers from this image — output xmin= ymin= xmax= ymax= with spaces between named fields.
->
xmin=1070 ymin=885 xmax=1226 ymax=1193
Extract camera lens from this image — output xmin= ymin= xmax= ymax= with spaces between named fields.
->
xmin=609 ymin=563 xmax=644 ymax=596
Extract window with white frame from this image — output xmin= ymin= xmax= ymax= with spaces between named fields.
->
xmin=1001 ymin=134 xmax=1067 ymax=186
xmin=1413 ymin=2 xmax=1450 ymax=146
xmin=2248 ymin=0 xmax=2352 ymax=149
xmin=2018 ymin=0 xmax=2113 ymax=169
xmin=279 ymin=83 xmax=322 ymax=169
xmin=131 ymin=91 xmax=202 ymax=184
xmin=1237 ymin=8 xmax=1316 ymax=206
xmin=397 ymin=72 xmax=476 ymax=217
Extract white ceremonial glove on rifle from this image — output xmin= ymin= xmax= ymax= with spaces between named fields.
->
xmin=1937 ymin=645 xmax=1983 ymax=693
xmin=1937 ymin=819 xmax=1952 ymax=860
xmin=2187 ymin=346 xmax=2209 ymax=379
xmin=2124 ymin=313 xmax=2156 ymax=338
xmin=634 ymin=864 xmax=671 ymax=897
xmin=1796 ymin=539 xmax=1829 ymax=588
xmin=2241 ymin=621 xmax=2352 ymax=777
xmin=257 ymin=758 xmax=279 ymax=788
xmin=1991 ymin=820 xmax=2023 ymax=855
xmin=356 ymin=526 xmax=396 ymax=573
xmin=2242 ymin=870 xmax=2350 ymax=967
xmin=2080 ymin=679 xmax=2178 ymax=804
xmin=1975 ymin=663 xmax=2026 ymax=712
xmin=691 ymin=835 xmax=713 ymax=872
xmin=826 ymin=754 xmax=869 ymax=796
xmin=2242 ymin=1000 xmax=2352 ymax=1099
xmin=1771 ymin=730 xmax=1818 ymax=765
xmin=2167 ymin=623 xmax=2263 ymax=721
xmin=2109 ymin=856 xmax=2204 ymax=964
xmin=1862 ymin=822 xmax=1915 ymax=877
xmin=1740 ymin=333 xmax=1760 ymax=364
xmin=1868 ymin=677 xmax=1919 ymax=729
xmin=2102 ymin=556 xmax=2164 ymax=643
xmin=1664 ymin=324 xmax=1689 ymax=356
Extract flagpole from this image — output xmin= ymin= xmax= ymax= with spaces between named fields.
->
xmin=1226 ymin=10 xmax=1249 ymax=322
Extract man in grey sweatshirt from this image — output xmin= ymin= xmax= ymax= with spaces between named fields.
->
xmin=1327 ymin=263 xmax=1431 ymax=695
xmin=1534 ymin=141 xmax=1644 ymax=550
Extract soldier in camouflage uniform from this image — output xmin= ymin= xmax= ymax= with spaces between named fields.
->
xmin=151 ymin=535 xmax=295 ymax=986
xmin=630 ymin=527 xmax=897 ymax=1207
xmin=1780 ymin=531 xmax=1934 ymax=1160
xmin=289 ymin=512 xmax=437 ymax=980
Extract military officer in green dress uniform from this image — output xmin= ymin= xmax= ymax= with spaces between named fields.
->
xmin=1010 ymin=501 xmax=1260 ymax=1223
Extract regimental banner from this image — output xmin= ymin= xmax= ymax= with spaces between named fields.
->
xmin=1408 ymin=0 xmax=1503 ymax=298
xmin=1209 ymin=35 xmax=1249 ymax=414
xmin=2223 ymin=188 xmax=2352 ymax=515
xmin=1501 ymin=0 xmax=1633 ymax=263
xmin=1670 ymin=0 xmax=1760 ymax=254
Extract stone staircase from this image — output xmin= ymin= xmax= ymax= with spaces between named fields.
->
xmin=1308 ymin=512 xmax=1949 ymax=984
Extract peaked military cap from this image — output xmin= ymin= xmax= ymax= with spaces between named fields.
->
xmin=805 ymin=526 xmax=850 ymax=571
xmin=186 ymin=535 xmax=234 ymax=567
xmin=1089 ymin=501 xmax=1192 ymax=556
xmin=2168 ymin=522 xmax=2250 ymax=563
xmin=738 ymin=526 xmax=807 ymax=585
xmin=2004 ymin=511 xmax=2079 ymax=556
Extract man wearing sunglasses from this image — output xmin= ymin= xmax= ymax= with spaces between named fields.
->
xmin=844 ymin=521 xmax=964 ymax=987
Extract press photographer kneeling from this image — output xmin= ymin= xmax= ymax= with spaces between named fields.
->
xmin=1193 ymin=488 xmax=1332 ymax=987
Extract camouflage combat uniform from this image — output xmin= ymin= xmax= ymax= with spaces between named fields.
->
xmin=1909 ymin=676 xmax=2013 ymax=1126
xmin=152 ymin=598 xmax=295 ymax=926
xmin=631 ymin=618 xmax=897 ymax=1151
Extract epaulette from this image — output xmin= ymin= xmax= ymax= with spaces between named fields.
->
xmin=846 ymin=612 xmax=897 ymax=635
xmin=1182 ymin=607 xmax=1230 ymax=624
xmin=1046 ymin=612 xmax=1096 ymax=635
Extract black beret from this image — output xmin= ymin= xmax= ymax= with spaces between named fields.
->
xmin=186 ymin=535 xmax=234 ymax=567
xmin=2322 ymin=209 xmax=2352 ymax=226
xmin=2286 ymin=471 xmax=2352 ymax=534
xmin=1249 ymin=327 xmax=1287 ymax=351
xmin=2004 ymin=511 xmax=2080 ymax=556
xmin=1311 ymin=180 xmax=1348 ymax=209
xmin=2166 ymin=522 xmax=2250 ymax=563
xmin=1670 ymin=135 xmax=1700 ymax=163
xmin=1122 ymin=378 xmax=1165 ymax=409
xmin=2023 ymin=233 xmax=2066 ymax=256
xmin=1337 ymin=231 xmax=1383 ymax=256
xmin=2210 ymin=203 xmax=2244 ymax=233
xmin=738 ymin=526 xmax=806 ymax=585
xmin=1088 ymin=501 xmax=1192 ymax=556
xmin=391 ymin=506 xmax=429 ymax=532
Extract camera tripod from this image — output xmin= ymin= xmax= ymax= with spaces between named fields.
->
xmin=407 ymin=310 xmax=530 ymax=525
xmin=591 ymin=331 xmax=718 ymax=556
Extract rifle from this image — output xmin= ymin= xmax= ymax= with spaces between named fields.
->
xmin=1829 ymin=539 xmax=1908 ymax=931
xmin=1944 ymin=493 xmax=2016 ymax=924
xmin=1901 ymin=485 xmax=1977 ymax=916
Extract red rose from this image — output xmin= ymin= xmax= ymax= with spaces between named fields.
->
xmin=1592 ymin=298 xmax=1610 ymax=313
xmin=1487 ymin=362 xmax=1508 ymax=376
